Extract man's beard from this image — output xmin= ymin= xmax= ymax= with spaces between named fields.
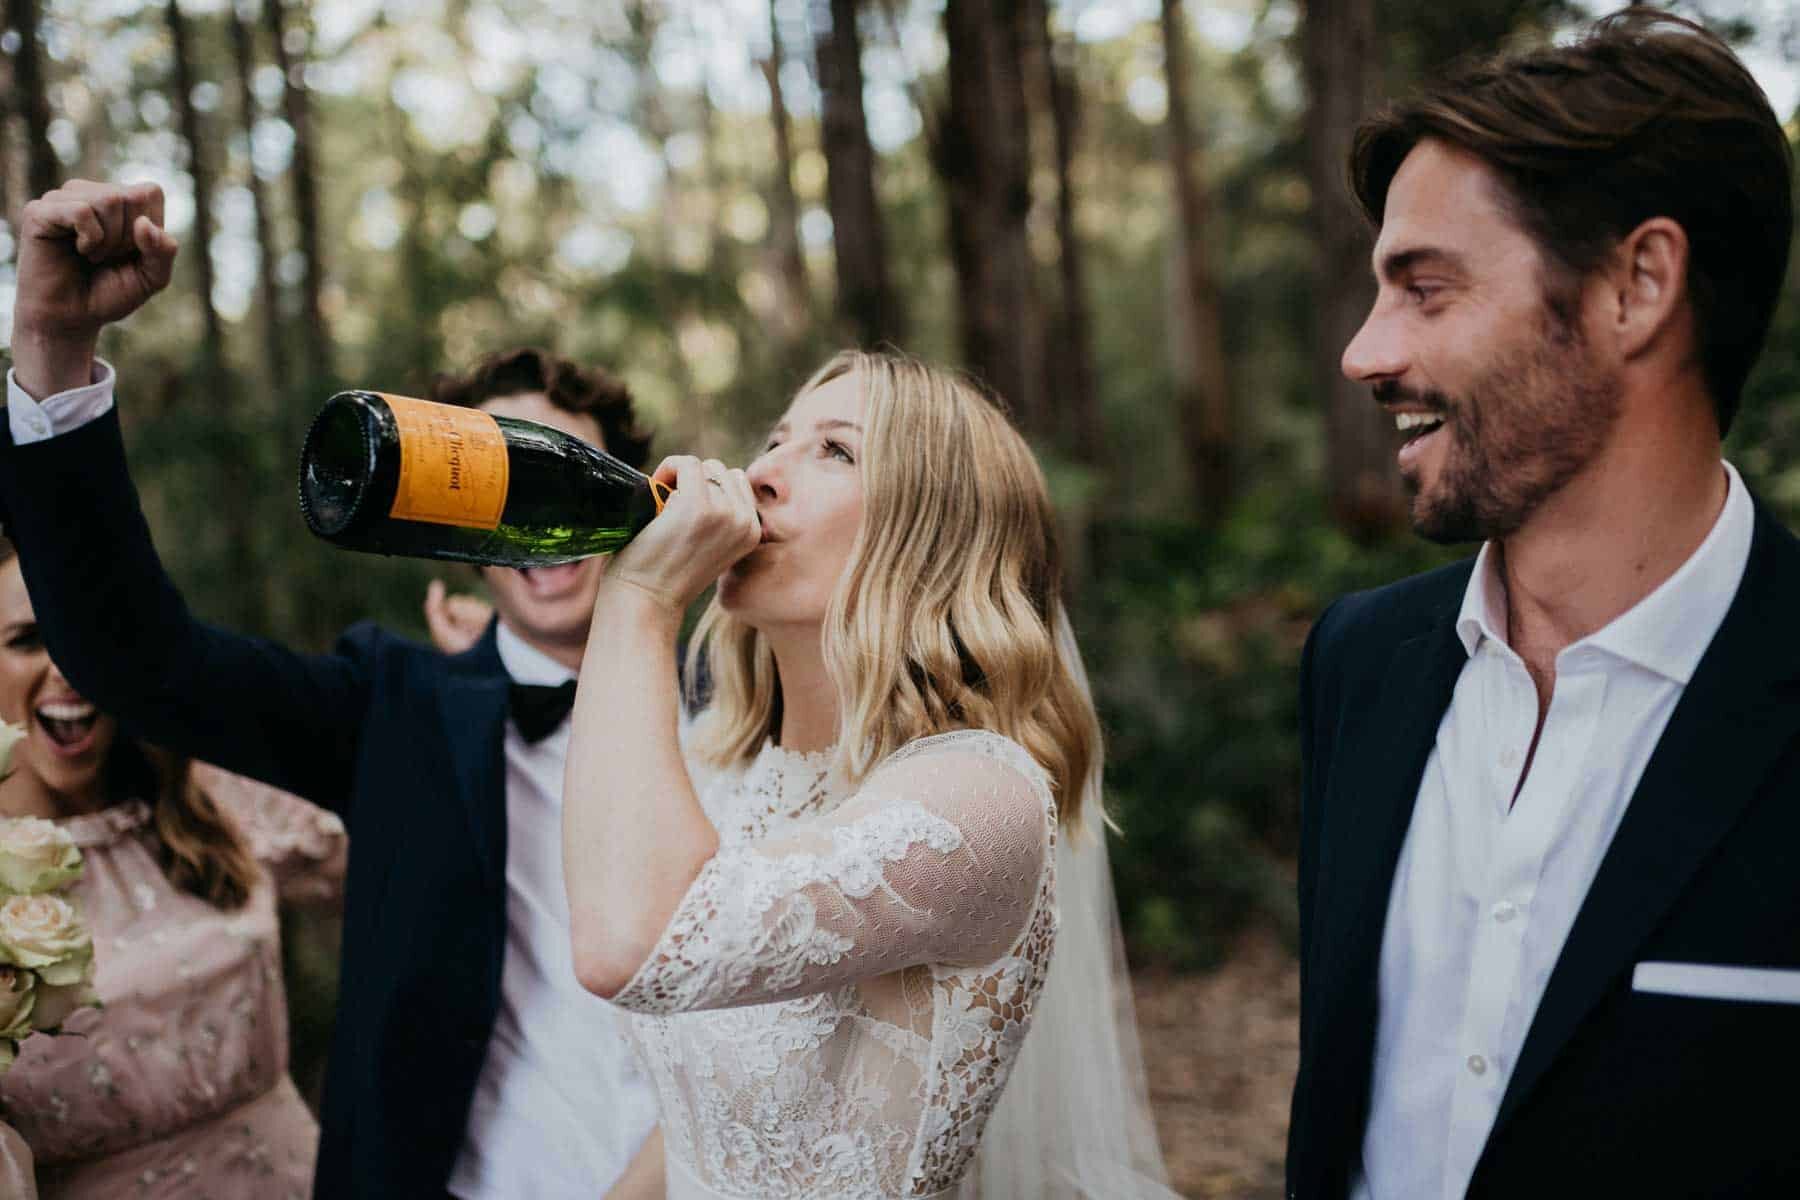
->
xmin=1384 ymin=312 xmax=1622 ymax=545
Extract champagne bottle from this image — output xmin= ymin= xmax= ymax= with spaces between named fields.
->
xmin=298 ymin=391 xmax=669 ymax=567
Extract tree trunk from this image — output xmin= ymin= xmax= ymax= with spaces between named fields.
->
xmin=696 ymin=79 xmax=723 ymax=276
xmin=1031 ymin=0 xmax=1100 ymax=466
xmin=762 ymin=0 xmax=811 ymax=345
xmin=166 ymin=0 xmax=226 ymax=372
xmin=625 ymin=0 xmax=709 ymax=450
xmin=387 ymin=92 xmax=440 ymax=393
xmin=938 ymin=0 xmax=1045 ymax=431
xmin=228 ymin=1 xmax=288 ymax=390
xmin=169 ymin=0 xmax=270 ymax=629
xmin=1302 ymin=0 xmax=1403 ymax=539
xmin=8 ymin=0 xmax=57 ymax=199
xmin=812 ymin=0 xmax=903 ymax=348
xmin=263 ymin=0 xmax=332 ymax=385
xmin=1161 ymin=0 xmax=1234 ymax=521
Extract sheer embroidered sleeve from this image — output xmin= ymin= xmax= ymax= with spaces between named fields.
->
xmin=611 ymin=732 xmax=1054 ymax=1015
xmin=195 ymin=762 xmax=348 ymax=906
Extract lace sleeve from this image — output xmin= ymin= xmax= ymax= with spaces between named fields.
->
xmin=611 ymin=733 xmax=1054 ymax=1015
xmin=194 ymin=762 xmax=348 ymax=906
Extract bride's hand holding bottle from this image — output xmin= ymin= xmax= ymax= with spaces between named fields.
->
xmin=597 ymin=455 xmax=762 ymax=624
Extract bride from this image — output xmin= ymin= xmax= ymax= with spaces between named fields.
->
xmin=562 ymin=350 xmax=1174 ymax=1198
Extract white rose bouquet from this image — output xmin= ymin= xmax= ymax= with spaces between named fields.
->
xmin=0 ymin=721 xmax=100 ymax=1072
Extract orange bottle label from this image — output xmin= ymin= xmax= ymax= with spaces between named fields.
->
xmin=382 ymin=394 xmax=510 ymax=530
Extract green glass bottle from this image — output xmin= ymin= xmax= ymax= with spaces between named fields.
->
xmin=297 ymin=390 xmax=669 ymax=567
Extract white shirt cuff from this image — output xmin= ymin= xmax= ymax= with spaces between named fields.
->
xmin=7 ymin=358 xmax=117 ymax=444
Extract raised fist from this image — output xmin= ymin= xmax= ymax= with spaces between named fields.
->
xmin=12 ymin=180 xmax=179 ymax=399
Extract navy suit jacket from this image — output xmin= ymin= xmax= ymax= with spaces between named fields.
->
xmin=1287 ymin=503 xmax=1800 ymax=1198
xmin=0 ymin=409 xmax=524 ymax=1198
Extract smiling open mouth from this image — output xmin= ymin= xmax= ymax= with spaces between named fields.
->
xmin=517 ymin=562 xmax=586 ymax=597
xmin=1394 ymin=411 xmax=1446 ymax=445
xmin=36 ymin=701 xmax=98 ymax=748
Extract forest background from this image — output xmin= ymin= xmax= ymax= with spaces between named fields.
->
xmin=2 ymin=0 xmax=1798 ymax=1192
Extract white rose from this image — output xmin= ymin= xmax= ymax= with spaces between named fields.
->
xmin=0 ymin=894 xmax=93 ymax=985
xmin=0 ymin=816 xmax=83 ymax=895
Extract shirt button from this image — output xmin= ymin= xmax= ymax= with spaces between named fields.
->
xmin=1492 ymin=900 xmax=1518 ymax=924
xmin=1467 ymin=1054 xmax=1489 ymax=1076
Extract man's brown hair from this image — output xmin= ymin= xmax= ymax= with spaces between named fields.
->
xmin=1350 ymin=7 xmax=1793 ymax=436
xmin=430 ymin=347 xmax=653 ymax=468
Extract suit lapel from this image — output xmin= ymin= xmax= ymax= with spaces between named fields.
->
xmin=1494 ymin=506 xmax=1800 ymax=1134
xmin=434 ymin=621 xmax=511 ymax=888
xmin=1315 ymin=596 xmax=1469 ymax=1025
xmin=1296 ymin=584 xmax=1470 ymax=1194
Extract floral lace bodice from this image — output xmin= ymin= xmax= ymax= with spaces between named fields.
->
xmin=611 ymin=730 xmax=1059 ymax=1199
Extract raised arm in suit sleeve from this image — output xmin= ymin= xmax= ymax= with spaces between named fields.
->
xmin=0 ymin=403 xmax=370 ymax=811
xmin=608 ymin=735 xmax=1055 ymax=1016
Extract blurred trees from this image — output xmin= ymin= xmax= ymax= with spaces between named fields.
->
xmin=0 ymin=0 xmax=1794 ymax=985
xmin=761 ymin=0 xmax=811 ymax=352
xmin=1301 ymin=0 xmax=1392 ymax=539
xmin=937 ymin=0 xmax=1046 ymax=436
xmin=1030 ymin=0 xmax=1100 ymax=467
xmin=165 ymin=0 xmax=223 ymax=366
xmin=5 ymin=0 xmax=54 ymax=199
xmin=1162 ymin=0 xmax=1234 ymax=519
xmin=262 ymin=0 xmax=332 ymax=385
xmin=813 ymin=0 xmax=901 ymax=347
xmin=227 ymin=0 xmax=285 ymax=389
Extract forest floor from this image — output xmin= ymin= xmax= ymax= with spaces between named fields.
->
xmin=1135 ymin=929 xmax=1299 ymax=1199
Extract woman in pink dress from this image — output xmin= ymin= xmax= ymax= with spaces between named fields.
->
xmin=0 ymin=535 xmax=345 ymax=1198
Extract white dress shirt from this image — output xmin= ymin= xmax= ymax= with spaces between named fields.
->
xmin=7 ymin=365 xmax=657 ymax=1196
xmin=7 ymin=359 xmax=117 ymax=443
xmin=448 ymin=623 xmax=657 ymax=1198
xmin=1351 ymin=462 xmax=1754 ymax=1200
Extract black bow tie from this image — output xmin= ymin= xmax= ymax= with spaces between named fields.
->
xmin=509 ymin=680 xmax=577 ymax=744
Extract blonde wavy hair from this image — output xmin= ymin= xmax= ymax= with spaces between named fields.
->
xmin=685 ymin=350 xmax=1102 ymax=829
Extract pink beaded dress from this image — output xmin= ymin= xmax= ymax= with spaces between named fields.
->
xmin=0 ymin=765 xmax=346 ymax=1199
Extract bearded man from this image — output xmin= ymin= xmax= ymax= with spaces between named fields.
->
xmin=1288 ymin=9 xmax=1800 ymax=1198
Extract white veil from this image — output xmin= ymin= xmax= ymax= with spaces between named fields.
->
xmin=971 ymin=612 xmax=1184 ymax=1199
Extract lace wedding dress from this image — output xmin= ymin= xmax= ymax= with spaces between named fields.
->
xmin=609 ymin=729 xmax=1058 ymax=1199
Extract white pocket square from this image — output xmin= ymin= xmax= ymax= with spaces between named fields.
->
xmin=1632 ymin=961 xmax=1800 ymax=1005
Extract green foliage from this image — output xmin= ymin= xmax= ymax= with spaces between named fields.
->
xmin=1080 ymin=478 xmax=1459 ymax=968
